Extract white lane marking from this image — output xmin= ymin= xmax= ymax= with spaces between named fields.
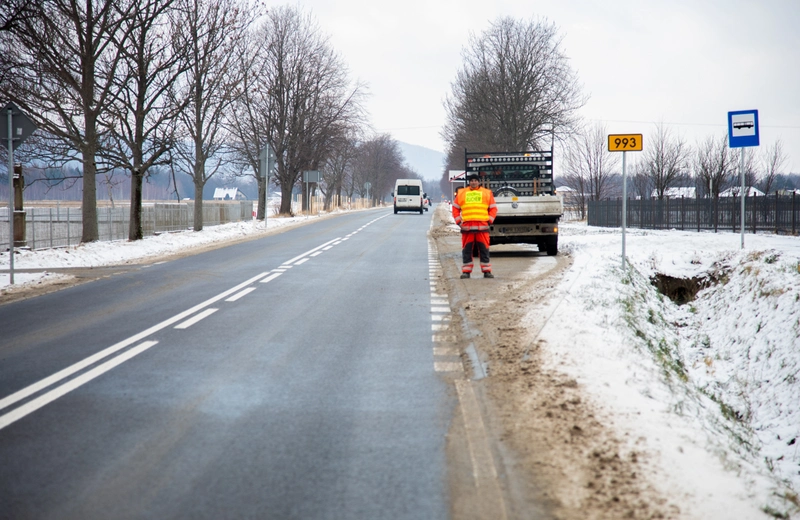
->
xmin=310 ymin=251 xmax=323 ymax=257
xmin=431 ymin=306 xmax=450 ymax=313
xmin=434 ymin=346 xmax=459 ymax=356
xmin=431 ymin=324 xmax=449 ymax=331
xmin=174 ymin=308 xmax=218 ymax=329
xmin=0 ymin=272 xmax=272 ymax=413
xmin=434 ymin=362 xmax=463 ymax=373
xmin=225 ymin=287 xmax=257 ymax=302
xmin=323 ymin=246 xmax=333 ymax=250
xmin=431 ymin=315 xmax=451 ymax=322
xmin=278 ymin=265 xmax=293 ymax=270
xmin=0 ymin=341 xmax=160 ymax=431
xmin=283 ymin=238 xmax=340 ymax=265
xmin=431 ymin=299 xmax=448 ymax=305
xmin=260 ymin=272 xmax=282 ymax=284
xmin=294 ymin=257 xmax=310 ymax=265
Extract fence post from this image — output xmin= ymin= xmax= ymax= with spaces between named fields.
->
xmin=30 ymin=208 xmax=35 ymax=249
xmin=681 ymin=196 xmax=685 ymax=230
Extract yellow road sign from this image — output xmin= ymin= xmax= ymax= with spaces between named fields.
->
xmin=608 ymin=134 xmax=643 ymax=152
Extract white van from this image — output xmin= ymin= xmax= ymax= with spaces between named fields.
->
xmin=392 ymin=179 xmax=426 ymax=214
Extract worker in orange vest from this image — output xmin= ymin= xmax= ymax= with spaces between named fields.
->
xmin=452 ymin=173 xmax=498 ymax=278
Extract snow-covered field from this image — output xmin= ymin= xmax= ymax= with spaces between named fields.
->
xmin=2 ymin=208 xmax=799 ymax=518
xmin=546 ymin=223 xmax=800 ymax=519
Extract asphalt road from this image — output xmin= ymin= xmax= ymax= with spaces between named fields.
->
xmin=0 ymin=209 xmax=454 ymax=520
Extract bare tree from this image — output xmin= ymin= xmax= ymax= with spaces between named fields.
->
xmin=641 ymin=123 xmax=691 ymax=199
xmin=758 ymin=139 xmax=786 ymax=195
xmin=1 ymin=0 xmax=137 ymax=242
xmin=320 ymin=134 xmax=359 ymax=210
xmin=225 ymin=27 xmax=274 ymax=220
xmin=0 ymin=0 xmax=39 ymax=34
xmin=171 ymin=0 xmax=253 ymax=231
xmin=562 ymin=123 xmax=619 ymax=218
xmin=442 ymin=16 xmax=585 ymax=167
xmin=630 ymin=160 xmax=654 ymax=201
xmin=259 ymin=6 xmax=366 ymax=215
xmin=101 ymin=0 xmax=187 ymax=240
xmin=694 ymin=134 xmax=735 ymax=198
xmin=352 ymin=134 xmax=408 ymax=204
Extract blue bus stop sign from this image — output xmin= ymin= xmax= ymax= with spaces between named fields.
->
xmin=728 ymin=109 xmax=759 ymax=148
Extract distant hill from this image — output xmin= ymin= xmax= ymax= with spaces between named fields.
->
xmin=397 ymin=142 xmax=446 ymax=182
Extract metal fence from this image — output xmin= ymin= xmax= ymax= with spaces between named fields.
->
xmin=588 ymin=193 xmax=800 ymax=235
xmin=1 ymin=200 xmax=253 ymax=250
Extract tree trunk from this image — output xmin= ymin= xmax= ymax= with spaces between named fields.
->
xmin=257 ymin=175 xmax=266 ymax=220
xmin=193 ymin=182 xmax=204 ymax=231
xmin=129 ymin=169 xmax=144 ymax=240
xmin=280 ymin=183 xmax=293 ymax=215
xmin=81 ymin=153 xmax=99 ymax=242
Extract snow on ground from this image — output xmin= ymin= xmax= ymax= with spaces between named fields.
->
xmin=544 ymin=223 xmax=800 ymax=519
xmin=2 ymin=208 xmax=799 ymax=517
xmin=0 ymin=215 xmax=312 ymax=290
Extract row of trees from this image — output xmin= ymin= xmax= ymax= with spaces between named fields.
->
xmin=1 ymin=1 xmax=417 ymax=242
xmin=438 ymin=15 xmax=793 ymax=217
xmin=561 ymin=122 xmax=789 ymax=219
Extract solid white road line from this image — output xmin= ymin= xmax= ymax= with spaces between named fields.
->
xmin=0 ymin=341 xmax=159 ymax=431
xmin=294 ymin=258 xmax=310 ymax=265
xmin=0 ymin=271 xmax=271 ymax=413
xmin=174 ymin=308 xmax=218 ymax=329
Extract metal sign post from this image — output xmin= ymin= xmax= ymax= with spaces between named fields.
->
xmin=727 ymin=110 xmax=759 ymax=249
xmin=1 ymin=102 xmax=38 ymax=285
xmin=608 ymin=134 xmax=643 ymax=269
xmin=302 ymin=170 xmax=320 ymax=215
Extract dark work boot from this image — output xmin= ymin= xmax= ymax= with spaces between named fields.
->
xmin=460 ymin=272 xmax=470 ymax=279
xmin=483 ymin=272 xmax=494 ymax=278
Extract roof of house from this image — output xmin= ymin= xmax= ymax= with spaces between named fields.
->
xmin=719 ymin=186 xmax=765 ymax=197
xmin=213 ymin=187 xmax=245 ymax=200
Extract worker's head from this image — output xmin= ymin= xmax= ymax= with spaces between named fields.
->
xmin=467 ymin=173 xmax=480 ymax=188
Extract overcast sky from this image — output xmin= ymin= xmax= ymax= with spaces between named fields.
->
xmin=281 ymin=0 xmax=800 ymax=175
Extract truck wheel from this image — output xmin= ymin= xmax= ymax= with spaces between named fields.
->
xmin=394 ymin=205 xmax=398 ymax=214
xmin=546 ymin=236 xmax=558 ymax=256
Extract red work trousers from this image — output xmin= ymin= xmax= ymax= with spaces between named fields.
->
xmin=461 ymin=230 xmax=491 ymax=273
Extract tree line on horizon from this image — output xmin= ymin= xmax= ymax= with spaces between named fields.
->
xmin=0 ymin=1 xmax=420 ymax=242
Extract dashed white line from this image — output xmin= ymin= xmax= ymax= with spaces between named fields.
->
xmin=226 ymin=287 xmax=257 ymax=302
xmin=174 ymin=308 xmax=218 ymax=329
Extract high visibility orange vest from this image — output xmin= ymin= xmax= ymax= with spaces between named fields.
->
xmin=453 ymin=187 xmax=497 ymax=224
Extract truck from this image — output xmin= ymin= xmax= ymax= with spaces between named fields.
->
xmin=464 ymin=150 xmax=563 ymax=255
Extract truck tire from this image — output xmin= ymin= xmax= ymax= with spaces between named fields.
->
xmin=546 ymin=236 xmax=558 ymax=256
xmin=394 ymin=205 xmax=398 ymax=214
